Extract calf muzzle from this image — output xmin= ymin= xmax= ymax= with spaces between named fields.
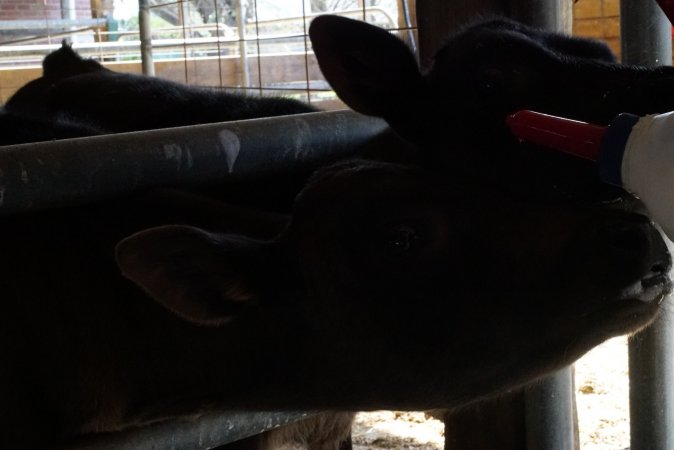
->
xmin=600 ymin=214 xmax=672 ymax=302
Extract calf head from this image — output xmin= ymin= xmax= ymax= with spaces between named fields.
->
xmin=42 ymin=40 xmax=107 ymax=79
xmin=309 ymin=16 xmax=674 ymax=201
xmin=5 ymin=42 xmax=108 ymax=121
xmin=116 ymin=158 xmax=670 ymax=410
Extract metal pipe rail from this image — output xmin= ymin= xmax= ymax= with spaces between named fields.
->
xmin=58 ymin=411 xmax=313 ymax=450
xmin=139 ymin=0 xmax=155 ymax=76
xmin=0 ymin=110 xmax=388 ymax=215
xmin=0 ymin=18 xmax=108 ymax=31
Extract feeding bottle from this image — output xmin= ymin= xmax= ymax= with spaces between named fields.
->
xmin=506 ymin=109 xmax=674 ymax=241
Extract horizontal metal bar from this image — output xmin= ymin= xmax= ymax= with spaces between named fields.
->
xmin=59 ymin=410 xmax=313 ymax=449
xmin=0 ymin=35 xmax=308 ymax=54
xmin=0 ymin=19 xmax=107 ymax=31
xmin=0 ymin=110 xmax=388 ymax=215
xmin=0 ymin=26 xmax=101 ymax=47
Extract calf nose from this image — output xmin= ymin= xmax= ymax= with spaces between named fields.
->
xmin=601 ymin=216 xmax=672 ymax=281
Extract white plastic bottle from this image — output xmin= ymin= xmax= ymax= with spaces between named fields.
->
xmin=620 ymin=112 xmax=674 ymax=240
xmin=507 ymin=110 xmax=674 ymax=240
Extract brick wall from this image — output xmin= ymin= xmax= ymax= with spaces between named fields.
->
xmin=572 ymin=0 xmax=621 ymax=57
xmin=0 ymin=0 xmax=92 ymax=21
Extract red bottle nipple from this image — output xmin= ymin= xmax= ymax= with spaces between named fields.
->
xmin=506 ymin=110 xmax=607 ymax=162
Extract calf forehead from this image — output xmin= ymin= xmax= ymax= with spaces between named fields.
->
xmin=290 ymin=159 xmax=585 ymax=227
xmin=293 ymin=160 xmax=448 ymax=212
xmin=287 ymin=160 xmax=625 ymax=276
xmin=433 ymin=18 xmax=610 ymax=67
xmin=432 ymin=21 xmax=557 ymax=72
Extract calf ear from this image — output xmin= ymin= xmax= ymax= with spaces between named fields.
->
xmin=42 ymin=40 xmax=105 ymax=79
xmin=115 ymin=225 xmax=273 ymax=326
xmin=309 ymin=15 xmax=426 ymax=137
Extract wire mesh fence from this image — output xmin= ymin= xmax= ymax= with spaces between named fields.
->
xmin=0 ymin=0 xmax=418 ymax=107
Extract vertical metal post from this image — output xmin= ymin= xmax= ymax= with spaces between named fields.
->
xmin=236 ymin=0 xmax=250 ymax=92
xmin=60 ymin=0 xmax=77 ymax=20
xmin=509 ymin=3 xmax=577 ymax=447
xmin=524 ymin=367 xmax=577 ymax=450
xmin=622 ymin=2 xmax=674 ymax=449
xmin=181 ymin=0 xmax=192 ymax=40
xmin=399 ymin=0 xmax=418 ymax=57
xmin=629 ymin=314 xmax=674 ymax=450
xmin=60 ymin=0 xmax=77 ymax=43
xmin=509 ymin=0 xmax=572 ymax=33
xmin=138 ymin=0 xmax=155 ymax=76
xmin=621 ymin=0 xmax=672 ymax=65
xmin=416 ymin=0 xmax=506 ymax=66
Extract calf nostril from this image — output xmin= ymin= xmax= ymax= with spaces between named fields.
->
xmin=651 ymin=262 xmax=669 ymax=275
xmin=598 ymin=217 xmax=671 ymax=286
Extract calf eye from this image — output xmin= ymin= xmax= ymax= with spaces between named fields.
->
xmin=478 ymin=68 xmax=505 ymax=94
xmin=384 ymin=225 xmax=420 ymax=257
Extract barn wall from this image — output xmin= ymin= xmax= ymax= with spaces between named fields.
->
xmin=573 ymin=0 xmax=621 ymax=57
xmin=0 ymin=0 xmax=92 ymax=20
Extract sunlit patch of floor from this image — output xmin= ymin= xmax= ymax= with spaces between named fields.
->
xmin=575 ymin=336 xmax=629 ymax=450
xmin=353 ymin=411 xmax=443 ymax=450
xmin=350 ymin=336 xmax=630 ymax=450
